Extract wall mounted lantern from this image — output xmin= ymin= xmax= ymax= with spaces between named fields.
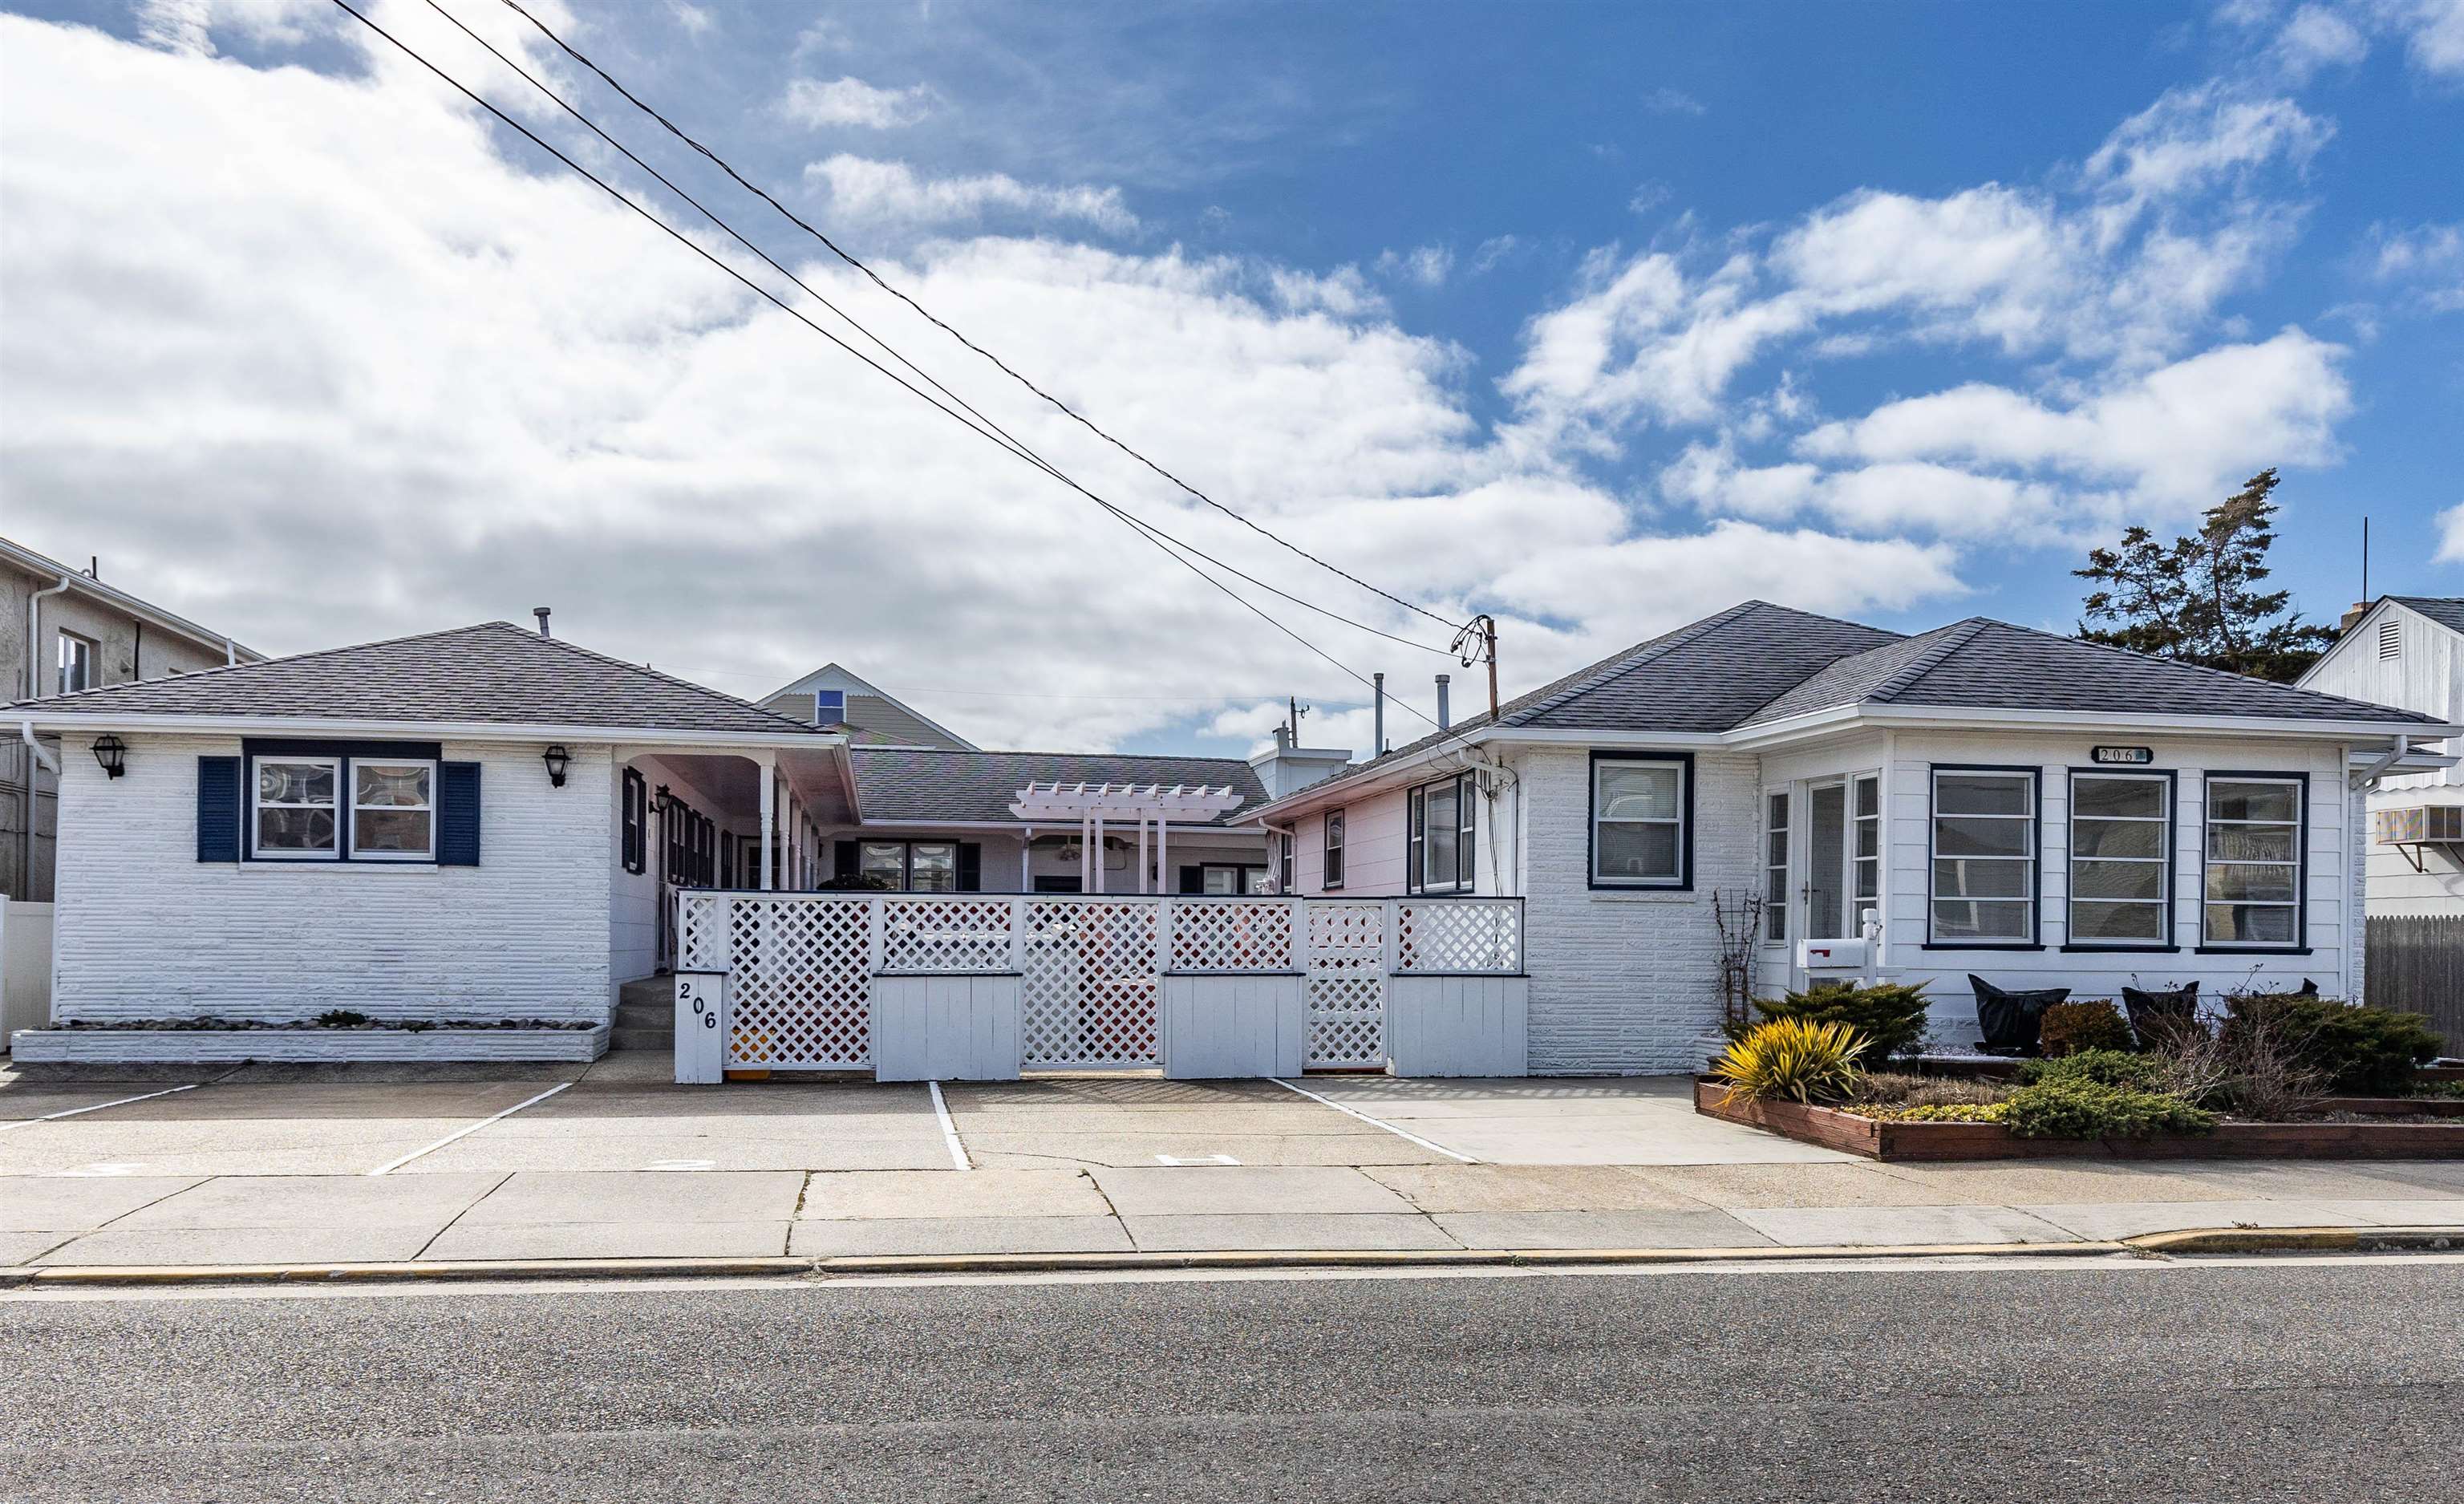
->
xmin=541 ymin=744 xmax=570 ymax=788
xmin=92 ymin=734 xmax=128 ymax=779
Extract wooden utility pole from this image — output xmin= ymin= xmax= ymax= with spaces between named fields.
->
xmin=1453 ymin=614 xmax=1500 ymax=720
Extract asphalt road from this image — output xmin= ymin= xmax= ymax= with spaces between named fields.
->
xmin=4 ymin=1259 xmax=2460 ymax=1502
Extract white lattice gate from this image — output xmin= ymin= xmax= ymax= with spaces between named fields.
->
xmin=678 ymin=894 xmax=873 ymax=1068
xmin=1305 ymin=901 xmax=1385 ymax=1068
xmin=1023 ymin=898 xmax=1158 ymax=1069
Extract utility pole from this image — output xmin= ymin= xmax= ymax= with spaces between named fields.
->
xmin=1451 ymin=614 xmax=1500 ymax=721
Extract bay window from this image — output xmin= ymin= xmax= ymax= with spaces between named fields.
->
xmin=2069 ymin=772 xmax=2171 ymax=947
xmin=1929 ymin=767 xmax=2036 ymax=944
xmin=1407 ymin=772 xmax=1477 ymax=894
xmin=2203 ymin=776 xmax=2304 ymax=949
xmin=1591 ymin=754 xmax=1689 ymax=889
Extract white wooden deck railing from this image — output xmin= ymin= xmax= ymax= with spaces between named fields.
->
xmin=675 ymin=892 xmax=1523 ymax=1070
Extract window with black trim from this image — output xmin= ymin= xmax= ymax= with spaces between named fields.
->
xmin=621 ymin=769 xmax=646 ymax=875
xmin=1406 ymin=772 xmax=1477 ymax=894
xmin=2203 ymin=776 xmax=2303 ymax=947
xmin=1929 ymin=768 xmax=2037 ymax=943
xmin=247 ymin=746 xmax=437 ymax=863
xmin=1591 ymin=756 xmax=1688 ymax=889
xmin=858 ymin=839 xmax=961 ymax=891
xmin=2069 ymin=772 xmax=2171 ymax=947
xmin=1323 ymin=810 xmax=1344 ymax=890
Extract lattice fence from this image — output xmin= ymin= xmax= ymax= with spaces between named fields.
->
xmin=1023 ymin=899 xmax=1159 ymax=1068
xmin=1169 ymin=898 xmax=1295 ymax=972
xmin=880 ymin=897 xmax=1013 ymax=972
xmin=1395 ymin=899 xmax=1522 ymax=975
xmin=1305 ymin=900 xmax=1385 ymax=1068
xmin=724 ymin=897 xmax=871 ymax=1068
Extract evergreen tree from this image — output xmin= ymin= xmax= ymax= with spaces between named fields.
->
xmin=2074 ymin=468 xmax=2336 ymax=683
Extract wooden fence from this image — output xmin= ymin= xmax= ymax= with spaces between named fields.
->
xmin=2365 ymin=916 xmax=2464 ymax=1052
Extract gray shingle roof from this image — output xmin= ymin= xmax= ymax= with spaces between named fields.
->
xmin=1737 ymin=618 xmax=2446 ymax=728
xmin=850 ymin=748 xmax=1270 ymax=825
xmin=11 ymin=622 xmax=821 ymax=736
xmin=2390 ymin=597 xmax=2464 ymax=635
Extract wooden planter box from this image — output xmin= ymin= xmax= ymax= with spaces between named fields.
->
xmin=1694 ymin=1079 xmax=2464 ymax=1161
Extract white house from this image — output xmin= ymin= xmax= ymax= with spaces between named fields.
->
xmin=1248 ymin=601 xmax=2457 ymax=1072
xmin=11 ymin=619 xmax=853 ymax=1059
xmin=2296 ymin=596 xmax=2464 ymax=916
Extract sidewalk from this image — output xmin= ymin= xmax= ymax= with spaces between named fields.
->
xmin=4 ymin=1062 xmax=2460 ymax=1275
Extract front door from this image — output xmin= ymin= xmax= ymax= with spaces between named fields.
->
xmin=1806 ymin=782 xmax=1847 ymax=939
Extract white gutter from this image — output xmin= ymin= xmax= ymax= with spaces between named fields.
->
xmin=1724 ymin=699 xmax=2461 ymax=749
xmin=2351 ymin=735 xmax=2410 ymax=789
xmin=16 ymin=721 xmax=59 ymax=776
xmin=14 ymin=712 xmax=850 ymax=749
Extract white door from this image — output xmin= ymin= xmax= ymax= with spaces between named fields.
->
xmin=1801 ymin=773 xmax=1882 ymax=943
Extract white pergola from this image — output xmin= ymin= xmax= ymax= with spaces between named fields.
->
xmin=1007 ymin=780 xmax=1246 ymax=894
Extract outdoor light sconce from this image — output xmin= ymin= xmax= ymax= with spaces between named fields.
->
xmin=91 ymin=735 xmax=128 ymax=780
xmin=541 ymin=744 xmax=570 ymax=788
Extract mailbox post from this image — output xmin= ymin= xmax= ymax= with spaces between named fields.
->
xmin=674 ymin=970 xmax=727 ymax=1084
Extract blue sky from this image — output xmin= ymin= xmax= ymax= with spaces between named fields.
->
xmin=3 ymin=1 xmax=2461 ymax=756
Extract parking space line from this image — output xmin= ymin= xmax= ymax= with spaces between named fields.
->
xmin=1267 ymin=1077 xmax=1477 ymax=1164
xmin=365 ymin=1083 xmax=571 ymax=1176
xmin=927 ymin=1081 xmax=971 ymax=1171
xmin=0 ymin=1084 xmax=197 ymax=1133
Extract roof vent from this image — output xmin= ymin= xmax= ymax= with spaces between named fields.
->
xmin=533 ymin=606 xmax=553 ymax=638
xmin=2377 ymin=617 xmax=2400 ymax=661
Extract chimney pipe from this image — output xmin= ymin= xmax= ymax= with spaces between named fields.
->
xmin=532 ymin=606 xmax=552 ymax=637
xmin=1435 ymin=672 xmax=1451 ymax=730
xmin=1373 ymin=672 xmax=1386 ymax=756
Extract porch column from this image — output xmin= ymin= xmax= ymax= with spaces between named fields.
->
xmin=1137 ymin=813 xmax=1149 ymax=894
xmin=1092 ymin=810 xmax=1106 ymax=894
xmin=759 ymin=762 xmax=776 ymax=891
xmin=1155 ymin=818 xmax=1169 ymax=896
xmin=1020 ymin=826 xmax=1033 ymax=891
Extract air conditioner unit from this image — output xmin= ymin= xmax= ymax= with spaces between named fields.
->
xmin=2375 ymin=805 xmax=2464 ymax=871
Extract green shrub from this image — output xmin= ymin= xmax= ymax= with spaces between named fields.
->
xmin=2040 ymin=1000 xmax=2134 ymax=1056
xmin=1746 ymin=982 xmax=1931 ymax=1061
xmin=2004 ymin=1077 xmax=2215 ymax=1139
xmin=2015 ymin=1048 xmax=2164 ymax=1091
xmin=313 ymin=1009 xmax=372 ymax=1028
xmin=2415 ymin=1080 xmax=2464 ymax=1101
xmin=1711 ymin=1018 xmax=1866 ymax=1105
xmin=2224 ymin=995 xmax=2442 ymax=1096
xmin=1843 ymin=1102 xmax=2011 ymax=1124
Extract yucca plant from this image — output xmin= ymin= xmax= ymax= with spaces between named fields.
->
xmin=1711 ymin=1018 xmax=1867 ymax=1106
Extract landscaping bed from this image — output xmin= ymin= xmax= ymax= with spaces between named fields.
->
xmin=10 ymin=1024 xmax=609 ymax=1064
xmin=1695 ymin=1079 xmax=2464 ymax=1161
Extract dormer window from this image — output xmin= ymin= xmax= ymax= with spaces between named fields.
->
xmin=813 ymin=688 xmax=846 ymax=725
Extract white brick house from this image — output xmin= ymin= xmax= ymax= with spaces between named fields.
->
xmin=1252 ymin=602 xmax=2456 ymax=1073
xmin=12 ymin=621 xmax=853 ymax=1056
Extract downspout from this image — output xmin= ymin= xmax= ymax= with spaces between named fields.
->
xmin=2351 ymin=734 xmax=2409 ymax=790
xmin=23 ymin=576 xmax=71 ymax=896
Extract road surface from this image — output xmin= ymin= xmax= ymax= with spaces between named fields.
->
xmin=3 ymin=1257 xmax=2459 ymax=1502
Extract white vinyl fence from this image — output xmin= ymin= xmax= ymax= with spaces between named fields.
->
xmin=675 ymin=891 xmax=1524 ymax=1076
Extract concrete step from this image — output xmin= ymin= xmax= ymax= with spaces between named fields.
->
xmin=617 ymin=975 xmax=675 ymax=1008
xmin=611 ymin=1027 xmax=675 ymax=1052
xmin=615 ymin=1002 xmax=671 ymax=1029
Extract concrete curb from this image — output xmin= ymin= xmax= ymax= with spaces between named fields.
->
xmin=4 ymin=1226 xmax=2454 ymax=1288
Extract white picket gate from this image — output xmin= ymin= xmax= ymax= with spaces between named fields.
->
xmin=674 ymin=890 xmax=1523 ymax=1076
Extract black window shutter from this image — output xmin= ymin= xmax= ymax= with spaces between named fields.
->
xmin=957 ymin=842 xmax=982 ymax=891
xmin=197 ymin=756 xmax=241 ymax=862
xmin=437 ymin=761 xmax=483 ymax=866
xmin=1178 ymin=865 xmax=1203 ymax=894
xmin=834 ymin=839 xmax=860 ymax=883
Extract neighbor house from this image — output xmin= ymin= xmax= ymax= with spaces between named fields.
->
xmin=2296 ymin=596 xmax=2464 ymax=916
xmin=4 ymin=536 xmax=263 ymax=902
xmin=1249 ymin=601 xmax=2457 ymax=1072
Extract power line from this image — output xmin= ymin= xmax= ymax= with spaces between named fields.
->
xmin=406 ymin=0 xmax=1450 ymax=663
xmin=315 ymin=0 xmax=1447 ymax=731
xmin=488 ymin=0 xmax=1466 ymax=637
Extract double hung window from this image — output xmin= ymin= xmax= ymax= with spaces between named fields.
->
xmin=860 ymin=839 xmax=959 ymax=891
xmin=1407 ymin=772 xmax=1477 ymax=894
xmin=2204 ymin=776 xmax=2303 ymax=947
xmin=1929 ymin=768 xmax=2036 ymax=943
xmin=249 ymin=752 xmax=432 ymax=861
xmin=2069 ymin=773 xmax=2170 ymax=946
xmin=1323 ymin=811 xmax=1345 ymax=890
xmin=1591 ymin=756 xmax=1688 ymax=888
xmin=57 ymin=631 xmax=95 ymax=695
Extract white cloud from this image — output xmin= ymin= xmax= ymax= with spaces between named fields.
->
xmin=1627 ymin=180 xmax=1672 ymax=216
xmin=2272 ymin=4 xmax=2370 ymax=76
xmin=778 ymin=76 xmax=938 ymax=130
xmin=2438 ymin=502 xmax=2464 ymax=563
xmin=2081 ymin=83 xmax=2329 ymax=221
xmin=1639 ymin=87 xmax=1707 ymax=116
xmin=804 ymin=155 xmax=1139 ymax=234
xmin=136 ymin=0 xmax=324 ymax=56
xmin=2366 ymin=221 xmax=2464 ymax=310
xmin=1469 ymin=235 xmax=1522 ymax=274
xmin=667 ymin=2 xmax=715 ymax=38
xmin=0 ymin=15 xmax=1973 ymax=755
xmin=1375 ymin=245 xmax=1453 ymax=289
xmin=2375 ymin=0 xmax=2464 ymax=76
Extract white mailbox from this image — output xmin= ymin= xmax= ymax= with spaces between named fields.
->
xmin=1797 ymin=936 xmax=1868 ymax=971
xmin=673 ymin=970 xmax=727 ymax=1084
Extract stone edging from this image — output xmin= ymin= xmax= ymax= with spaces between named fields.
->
xmin=6 ymin=1025 xmax=611 ymax=1064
